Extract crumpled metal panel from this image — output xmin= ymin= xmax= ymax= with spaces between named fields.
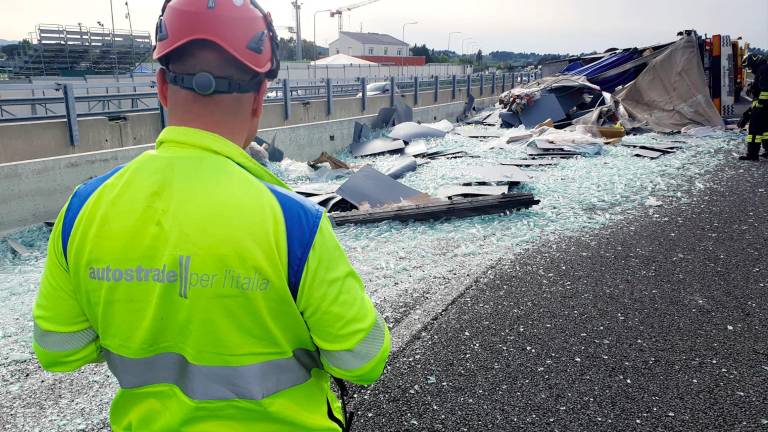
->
xmin=351 ymin=137 xmax=406 ymax=157
xmin=384 ymin=157 xmax=419 ymax=180
xmin=388 ymin=122 xmax=447 ymax=142
xmin=336 ymin=166 xmax=431 ymax=209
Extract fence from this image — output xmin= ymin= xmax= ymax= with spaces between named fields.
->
xmin=132 ymin=62 xmax=471 ymax=81
xmin=0 ymin=71 xmax=542 ymax=145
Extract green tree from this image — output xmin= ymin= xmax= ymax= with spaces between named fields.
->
xmin=410 ymin=44 xmax=432 ymax=62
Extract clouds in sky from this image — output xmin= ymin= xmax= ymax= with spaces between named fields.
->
xmin=0 ymin=0 xmax=765 ymax=53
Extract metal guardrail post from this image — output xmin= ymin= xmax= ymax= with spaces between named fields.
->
xmin=466 ymin=74 xmax=472 ymax=97
xmin=414 ymin=76 xmax=419 ymax=106
xmin=502 ymin=73 xmax=507 ymax=92
xmin=491 ymin=72 xmax=497 ymax=95
xmin=282 ymin=80 xmax=291 ymax=120
xmin=452 ymin=75 xmax=457 ymax=100
xmin=480 ymin=74 xmax=485 ymax=96
xmin=326 ymin=79 xmax=333 ymax=116
xmin=389 ymin=76 xmax=396 ymax=107
xmin=361 ymin=77 xmax=367 ymax=112
xmin=62 ymin=84 xmax=80 ymax=146
xmin=434 ymin=76 xmax=439 ymax=103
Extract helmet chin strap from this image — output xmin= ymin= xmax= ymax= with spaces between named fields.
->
xmin=164 ymin=70 xmax=264 ymax=96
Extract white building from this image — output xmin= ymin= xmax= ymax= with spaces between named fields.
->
xmin=329 ymin=32 xmax=409 ymax=58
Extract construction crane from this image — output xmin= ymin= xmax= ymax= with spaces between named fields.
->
xmin=329 ymin=0 xmax=381 ymax=33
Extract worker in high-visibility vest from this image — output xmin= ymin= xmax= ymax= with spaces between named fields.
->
xmin=738 ymin=54 xmax=768 ymax=160
xmin=32 ymin=1 xmax=390 ymax=430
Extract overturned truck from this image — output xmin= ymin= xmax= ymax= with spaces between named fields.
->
xmin=498 ymin=33 xmax=725 ymax=132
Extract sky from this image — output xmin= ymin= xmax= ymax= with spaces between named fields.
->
xmin=0 ymin=0 xmax=765 ymax=54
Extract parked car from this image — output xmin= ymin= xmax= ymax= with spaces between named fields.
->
xmin=356 ymin=81 xmax=400 ymax=97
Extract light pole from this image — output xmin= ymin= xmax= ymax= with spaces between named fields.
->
xmin=402 ymin=21 xmax=418 ymax=45
xmin=125 ymin=1 xmax=134 ymax=65
xmin=468 ymin=42 xmax=480 ymax=61
xmin=313 ymin=9 xmax=331 ymax=60
xmin=292 ymin=1 xmax=302 ymax=61
xmin=448 ymin=31 xmax=461 ymax=53
xmin=108 ymin=0 xmax=115 ymax=44
xmin=461 ymin=37 xmax=473 ymax=56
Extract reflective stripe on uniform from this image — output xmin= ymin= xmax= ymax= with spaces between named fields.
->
xmin=747 ymin=135 xmax=754 ymax=143
xmin=34 ymin=322 xmax=98 ymax=352
xmin=759 ymin=92 xmax=768 ymax=100
xmin=103 ymin=349 xmax=321 ymax=401
xmin=757 ymin=135 xmax=764 ymax=143
xmin=320 ymin=314 xmax=387 ymax=371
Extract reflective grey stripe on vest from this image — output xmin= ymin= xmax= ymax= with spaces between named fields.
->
xmin=320 ymin=313 xmax=387 ymax=371
xmin=103 ymin=349 xmax=321 ymax=401
xmin=33 ymin=322 xmax=98 ymax=352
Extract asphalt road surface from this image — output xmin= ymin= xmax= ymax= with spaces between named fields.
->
xmin=350 ymin=158 xmax=768 ymax=431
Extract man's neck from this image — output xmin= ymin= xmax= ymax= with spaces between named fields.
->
xmin=167 ymin=119 xmax=248 ymax=149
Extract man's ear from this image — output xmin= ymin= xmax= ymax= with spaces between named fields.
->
xmin=251 ymin=80 xmax=268 ymax=119
xmin=157 ymin=68 xmax=169 ymax=108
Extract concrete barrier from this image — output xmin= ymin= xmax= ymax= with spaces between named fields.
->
xmin=0 ymin=94 xmax=497 ymax=232
xmin=0 ymin=85 xmax=495 ymax=164
xmin=0 ymin=145 xmax=152 ymax=234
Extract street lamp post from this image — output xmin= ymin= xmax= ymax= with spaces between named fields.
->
xmin=401 ymin=21 xmax=417 ymax=68
xmin=448 ymin=31 xmax=461 ymax=53
xmin=402 ymin=21 xmax=418 ymax=44
xmin=108 ymin=0 xmax=115 ymax=44
xmin=313 ymin=9 xmax=331 ymax=60
xmin=125 ymin=1 xmax=134 ymax=65
xmin=461 ymin=37 xmax=473 ymax=56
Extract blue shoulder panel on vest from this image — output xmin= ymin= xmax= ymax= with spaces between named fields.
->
xmin=61 ymin=165 xmax=125 ymax=264
xmin=263 ymin=182 xmax=324 ymax=302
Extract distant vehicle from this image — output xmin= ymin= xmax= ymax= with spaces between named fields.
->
xmin=356 ymin=81 xmax=400 ymax=97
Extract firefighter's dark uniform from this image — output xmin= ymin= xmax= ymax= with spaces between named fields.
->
xmin=739 ymin=55 xmax=768 ymax=160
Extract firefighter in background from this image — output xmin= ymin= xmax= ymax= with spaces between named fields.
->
xmin=738 ymin=54 xmax=768 ymax=160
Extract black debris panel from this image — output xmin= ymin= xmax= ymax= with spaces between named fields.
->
xmin=435 ymin=185 xmax=509 ymax=199
xmin=384 ymin=157 xmax=419 ymax=180
xmin=254 ymin=135 xmax=284 ymax=162
xmin=393 ymin=99 xmax=414 ymax=124
xmin=466 ymin=110 xmax=494 ymax=125
xmin=423 ymin=150 xmax=472 ymax=160
xmin=293 ymin=183 xmax=340 ymax=197
xmin=352 ymin=121 xmax=374 ymax=144
xmin=462 ymin=94 xmax=476 ymax=119
xmin=330 ymin=193 xmax=540 ymax=226
xmin=526 ymin=145 xmax=581 ymax=158
xmin=336 ymin=166 xmax=433 ymax=210
xmin=621 ymin=142 xmax=681 ymax=153
xmin=371 ymin=107 xmax=397 ymax=130
xmin=633 ymin=149 xmax=666 ymax=159
xmin=501 ymin=93 xmax=567 ymax=129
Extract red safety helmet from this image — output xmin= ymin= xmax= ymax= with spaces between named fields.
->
xmin=153 ymin=0 xmax=280 ymax=80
